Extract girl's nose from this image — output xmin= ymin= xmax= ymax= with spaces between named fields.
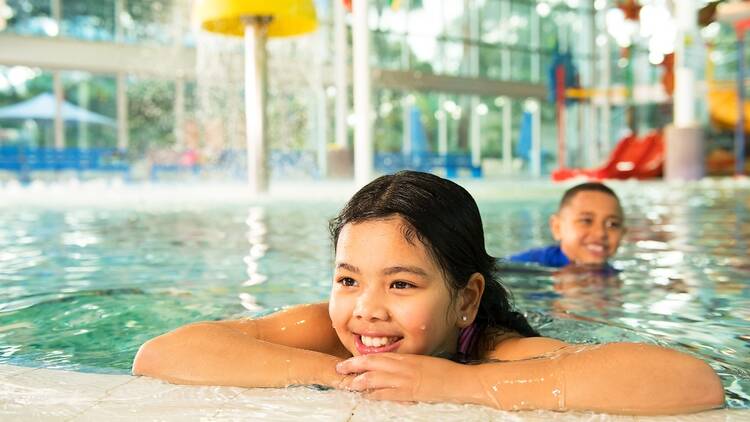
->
xmin=353 ymin=287 xmax=389 ymax=322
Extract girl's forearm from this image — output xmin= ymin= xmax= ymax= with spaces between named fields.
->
xmin=465 ymin=342 xmax=724 ymax=414
xmin=133 ymin=322 xmax=344 ymax=388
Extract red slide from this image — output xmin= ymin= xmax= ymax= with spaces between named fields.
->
xmin=552 ymin=131 xmax=664 ymax=181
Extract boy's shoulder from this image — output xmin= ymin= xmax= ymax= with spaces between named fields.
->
xmin=507 ymin=245 xmax=570 ymax=268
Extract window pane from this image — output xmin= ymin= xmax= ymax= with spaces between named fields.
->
xmin=5 ymin=0 xmax=54 ymax=36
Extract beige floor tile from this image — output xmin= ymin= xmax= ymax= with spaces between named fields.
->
xmin=0 ymin=364 xmax=37 ymax=378
xmin=633 ymin=409 xmax=750 ymax=422
xmin=104 ymin=376 xmax=244 ymax=404
xmin=72 ymin=402 xmax=222 ymax=421
xmin=214 ymin=386 xmax=357 ymax=421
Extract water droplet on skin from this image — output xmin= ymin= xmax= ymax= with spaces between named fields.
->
xmin=419 ymin=325 xmax=426 ymax=331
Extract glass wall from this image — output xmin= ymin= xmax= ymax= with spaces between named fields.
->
xmin=62 ymin=71 xmax=117 ymax=149
xmin=2 ymin=0 xmax=733 ymax=180
xmin=5 ymin=0 xmax=54 ymax=37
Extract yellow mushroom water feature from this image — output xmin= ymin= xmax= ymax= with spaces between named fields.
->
xmin=194 ymin=0 xmax=317 ymax=194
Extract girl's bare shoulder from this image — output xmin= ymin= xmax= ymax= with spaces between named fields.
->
xmin=485 ymin=336 xmax=569 ymax=361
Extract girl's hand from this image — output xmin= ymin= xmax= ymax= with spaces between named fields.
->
xmin=335 ymin=353 xmax=477 ymax=403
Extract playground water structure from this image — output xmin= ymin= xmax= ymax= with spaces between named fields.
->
xmin=0 ymin=178 xmax=749 ymax=420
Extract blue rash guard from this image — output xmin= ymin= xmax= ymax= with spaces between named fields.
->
xmin=507 ymin=245 xmax=570 ymax=268
xmin=507 ymin=245 xmax=619 ymax=274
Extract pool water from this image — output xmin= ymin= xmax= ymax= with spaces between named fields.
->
xmin=0 ymin=182 xmax=748 ymax=408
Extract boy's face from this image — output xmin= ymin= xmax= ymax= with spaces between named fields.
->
xmin=550 ymin=190 xmax=625 ymax=265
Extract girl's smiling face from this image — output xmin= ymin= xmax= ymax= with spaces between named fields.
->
xmin=328 ymin=216 xmax=461 ymax=357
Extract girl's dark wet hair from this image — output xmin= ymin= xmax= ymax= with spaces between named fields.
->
xmin=329 ymin=170 xmax=539 ymax=358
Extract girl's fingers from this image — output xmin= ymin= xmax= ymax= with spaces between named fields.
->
xmin=336 ymin=353 xmax=404 ymax=374
xmin=348 ymin=370 xmax=405 ymax=392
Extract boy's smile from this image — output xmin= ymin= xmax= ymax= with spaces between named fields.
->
xmin=328 ymin=216 xmax=461 ymax=358
xmin=550 ymin=191 xmax=625 ymax=265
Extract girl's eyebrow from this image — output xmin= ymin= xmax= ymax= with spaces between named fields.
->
xmin=335 ymin=263 xmax=428 ymax=277
xmin=383 ymin=266 xmax=428 ymax=277
xmin=336 ymin=262 xmax=360 ymax=273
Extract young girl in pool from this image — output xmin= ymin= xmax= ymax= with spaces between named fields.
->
xmin=133 ymin=171 xmax=724 ymax=415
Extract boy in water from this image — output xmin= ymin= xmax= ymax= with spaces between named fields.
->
xmin=508 ymin=182 xmax=625 ymax=268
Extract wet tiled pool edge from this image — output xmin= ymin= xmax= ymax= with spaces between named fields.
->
xmin=0 ymin=364 xmax=744 ymax=421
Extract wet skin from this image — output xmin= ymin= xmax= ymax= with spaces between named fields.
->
xmin=328 ymin=216 xmax=466 ymax=358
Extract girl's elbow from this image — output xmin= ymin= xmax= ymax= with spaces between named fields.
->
xmin=131 ymin=322 xmax=212 ymax=378
xmin=684 ymin=358 xmax=725 ymax=411
xmin=700 ymin=364 xmax=725 ymax=409
xmin=132 ymin=338 xmax=161 ymax=377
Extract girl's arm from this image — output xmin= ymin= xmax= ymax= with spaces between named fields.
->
xmin=336 ymin=338 xmax=725 ymax=415
xmin=475 ymin=338 xmax=724 ymax=414
xmin=132 ymin=302 xmax=351 ymax=388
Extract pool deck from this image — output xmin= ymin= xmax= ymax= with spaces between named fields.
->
xmin=1 ymin=364 xmax=745 ymax=421
xmin=1 ymin=176 xmax=748 ymax=210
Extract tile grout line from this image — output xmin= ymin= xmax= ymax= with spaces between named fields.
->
xmin=209 ymin=387 xmax=246 ymax=419
xmin=65 ymin=375 xmax=140 ymax=421
xmin=346 ymin=396 xmax=363 ymax=422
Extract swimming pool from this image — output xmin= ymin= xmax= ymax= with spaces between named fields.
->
xmin=0 ymin=180 xmax=748 ymax=410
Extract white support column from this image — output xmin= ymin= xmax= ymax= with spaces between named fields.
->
xmin=438 ymin=95 xmax=448 ymax=156
xmin=584 ymin=7 xmax=596 ymax=167
xmin=666 ymin=0 xmax=704 ymax=180
xmin=51 ymin=0 xmax=61 ymax=34
xmin=501 ymin=97 xmax=512 ymax=173
xmin=500 ymin=0 xmax=511 ymax=80
xmin=530 ymin=3 xmax=540 ymax=83
xmin=352 ymin=0 xmax=373 ymax=186
xmin=470 ymin=97 xmax=481 ymax=167
xmin=174 ymin=76 xmax=185 ymax=149
xmin=402 ymin=95 xmax=411 ymax=158
xmin=316 ymin=86 xmax=328 ymax=178
xmin=314 ymin=31 xmax=328 ymax=178
xmin=401 ymin=0 xmax=411 ymax=160
xmin=53 ymin=71 xmax=64 ymax=149
xmin=530 ymin=99 xmax=542 ymax=177
xmin=674 ymin=2 xmax=697 ymax=127
xmin=115 ymin=0 xmax=125 ymax=42
xmin=598 ymin=8 xmax=611 ymax=159
xmin=469 ymin=0 xmax=481 ymax=168
xmin=334 ymin=0 xmax=349 ymax=149
xmin=244 ymin=18 xmax=270 ymax=195
xmin=78 ymin=80 xmax=89 ymax=149
xmin=117 ymin=72 xmax=129 ymax=151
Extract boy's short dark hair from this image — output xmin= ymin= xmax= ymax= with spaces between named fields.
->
xmin=558 ymin=182 xmax=621 ymax=211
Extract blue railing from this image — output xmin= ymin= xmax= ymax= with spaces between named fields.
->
xmin=375 ymin=152 xmax=482 ymax=178
xmin=0 ymin=146 xmax=130 ymax=181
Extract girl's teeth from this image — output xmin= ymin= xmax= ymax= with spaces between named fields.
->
xmin=361 ymin=335 xmax=395 ymax=347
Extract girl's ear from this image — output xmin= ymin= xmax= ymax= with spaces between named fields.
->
xmin=549 ymin=214 xmax=562 ymax=241
xmin=458 ymin=273 xmax=484 ymax=328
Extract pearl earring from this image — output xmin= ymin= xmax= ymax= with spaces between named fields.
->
xmin=461 ymin=316 xmax=468 ymax=322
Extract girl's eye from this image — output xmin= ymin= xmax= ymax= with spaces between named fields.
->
xmin=577 ymin=218 xmax=593 ymax=225
xmin=390 ymin=281 xmax=414 ymax=289
xmin=337 ymin=277 xmax=357 ymax=287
